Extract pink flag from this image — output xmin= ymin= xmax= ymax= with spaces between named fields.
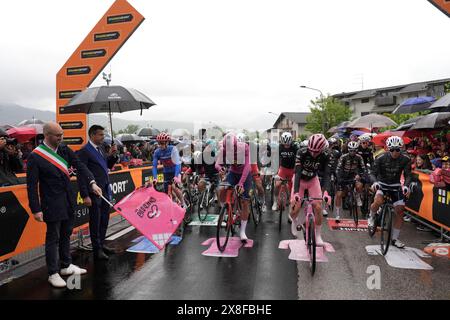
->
xmin=114 ymin=186 xmax=186 ymax=250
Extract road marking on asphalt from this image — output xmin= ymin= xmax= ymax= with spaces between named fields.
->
xmin=106 ymin=226 xmax=135 ymax=241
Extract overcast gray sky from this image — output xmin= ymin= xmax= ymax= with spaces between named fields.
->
xmin=1 ymin=0 xmax=449 ymax=130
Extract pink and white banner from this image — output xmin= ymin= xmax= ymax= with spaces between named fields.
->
xmin=114 ymin=186 xmax=186 ymax=250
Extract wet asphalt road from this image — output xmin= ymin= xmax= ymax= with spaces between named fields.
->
xmin=0 ymin=203 xmax=449 ymax=300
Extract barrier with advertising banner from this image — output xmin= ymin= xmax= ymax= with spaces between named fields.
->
xmin=406 ymin=170 xmax=450 ymax=232
xmin=0 ymin=166 xmax=163 ymax=262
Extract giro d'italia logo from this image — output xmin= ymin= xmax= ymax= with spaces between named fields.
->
xmin=438 ymin=189 xmax=450 ymax=205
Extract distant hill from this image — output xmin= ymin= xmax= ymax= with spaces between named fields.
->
xmin=0 ymin=103 xmax=197 ymax=133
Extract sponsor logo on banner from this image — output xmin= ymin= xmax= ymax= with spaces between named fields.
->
xmin=432 ymin=186 xmax=450 ymax=228
xmin=0 ymin=192 xmax=29 ymax=257
xmin=58 ymin=90 xmax=82 ymax=99
xmin=63 ymin=137 xmax=84 ymax=145
xmin=59 ymin=121 xmax=84 ymax=130
xmin=107 ymin=14 xmax=133 ymax=24
xmin=72 ymin=171 xmax=136 ymax=227
xmin=94 ymin=31 xmax=120 ymax=41
xmin=81 ymin=49 xmax=106 ymax=59
xmin=141 ymin=169 xmax=164 ymax=185
xmin=66 ymin=66 xmax=91 ymax=76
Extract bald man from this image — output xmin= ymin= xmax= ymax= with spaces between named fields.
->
xmin=26 ymin=122 xmax=102 ymax=288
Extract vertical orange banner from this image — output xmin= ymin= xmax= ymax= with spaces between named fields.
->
xmin=56 ymin=0 xmax=145 ymax=150
xmin=428 ymin=0 xmax=450 ymax=18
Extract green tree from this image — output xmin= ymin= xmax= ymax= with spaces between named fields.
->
xmin=305 ymin=95 xmax=352 ymax=137
xmin=445 ymin=82 xmax=450 ymax=94
xmin=117 ymin=124 xmax=140 ymax=134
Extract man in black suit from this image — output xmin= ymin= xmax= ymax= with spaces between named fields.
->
xmin=26 ymin=122 xmax=103 ymax=288
xmin=77 ymin=125 xmax=119 ymax=260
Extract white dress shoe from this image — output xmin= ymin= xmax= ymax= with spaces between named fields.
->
xmin=48 ymin=273 xmax=67 ymax=288
xmin=60 ymin=264 xmax=87 ymax=276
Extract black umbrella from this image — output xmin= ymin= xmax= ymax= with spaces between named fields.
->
xmin=428 ymin=93 xmax=450 ymax=112
xmin=116 ymin=134 xmax=145 ymax=143
xmin=137 ymin=127 xmax=160 ymax=138
xmin=410 ymin=112 xmax=450 ymax=130
xmin=62 ymin=85 xmax=156 ymax=138
xmin=392 ymin=115 xmax=424 ymax=131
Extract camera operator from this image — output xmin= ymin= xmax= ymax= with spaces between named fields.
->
xmin=0 ymin=129 xmax=23 ymax=186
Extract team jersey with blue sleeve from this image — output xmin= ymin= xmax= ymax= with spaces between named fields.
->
xmin=152 ymin=145 xmax=181 ymax=178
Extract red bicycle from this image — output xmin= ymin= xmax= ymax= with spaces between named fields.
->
xmin=216 ymin=183 xmax=244 ymax=252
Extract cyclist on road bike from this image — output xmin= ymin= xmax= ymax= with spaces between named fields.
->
xmin=368 ymin=136 xmax=412 ymax=249
xmin=215 ymin=133 xmax=252 ymax=241
xmin=152 ymin=133 xmax=184 ymax=205
xmin=358 ymin=135 xmax=375 ymax=169
xmin=184 ymin=139 xmax=220 ymax=194
xmin=334 ymin=140 xmax=367 ymax=221
xmin=290 ymin=134 xmax=331 ymax=245
xmin=237 ymin=133 xmax=266 ymax=212
xmin=272 ymin=132 xmax=298 ymax=211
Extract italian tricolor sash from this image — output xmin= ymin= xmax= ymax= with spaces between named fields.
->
xmin=33 ymin=144 xmax=70 ymax=178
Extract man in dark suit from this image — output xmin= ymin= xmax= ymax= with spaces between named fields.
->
xmin=77 ymin=125 xmax=119 ymax=260
xmin=27 ymin=122 xmax=103 ymax=288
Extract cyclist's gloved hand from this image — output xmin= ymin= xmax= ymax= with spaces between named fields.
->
xmin=293 ymin=193 xmax=300 ymax=202
xmin=173 ymin=176 xmax=181 ymax=185
xmin=323 ymin=191 xmax=331 ymax=206
xmin=372 ymin=182 xmax=381 ymax=191
xmin=402 ymin=186 xmax=410 ymax=196
xmin=236 ymin=184 xmax=244 ymax=195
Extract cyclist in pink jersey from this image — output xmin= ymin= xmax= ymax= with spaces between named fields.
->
xmin=215 ymin=133 xmax=252 ymax=241
xmin=290 ymin=134 xmax=331 ymax=245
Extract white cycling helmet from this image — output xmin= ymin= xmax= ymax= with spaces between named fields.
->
xmin=300 ymin=139 xmax=308 ymax=148
xmin=359 ymin=135 xmax=372 ymax=142
xmin=280 ymin=132 xmax=293 ymax=145
xmin=347 ymin=141 xmax=360 ymax=151
xmin=386 ymin=136 xmax=404 ymax=149
xmin=236 ymin=133 xmax=247 ymax=143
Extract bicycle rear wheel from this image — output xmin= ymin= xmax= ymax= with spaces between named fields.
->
xmin=307 ymin=214 xmax=316 ymax=276
xmin=216 ymin=204 xmax=232 ymax=252
xmin=380 ymin=204 xmax=393 ymax=255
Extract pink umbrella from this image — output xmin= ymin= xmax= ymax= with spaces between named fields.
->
xmin=6 ymin=126 xmax=37 ymax=143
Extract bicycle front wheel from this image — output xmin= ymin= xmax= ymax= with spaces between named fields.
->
xmin=351 ymin=191 xmax=359 ymax=226
xmin=278 ymin=191 xmax=286 ymax=231
xmin=217 ymin=204 xmax=232 ymax=252
xmin=197 ymin=189 xmax=210 ymax=222
xmin=182 ymin=190 xmax=192 ymax=225
xmin=307 ymin=214 xmax=316 ymax=276
xmin=251 ymin=194 xmax=262 ymax=227
xmin=380 ymin=204 xmax=393 ymax=256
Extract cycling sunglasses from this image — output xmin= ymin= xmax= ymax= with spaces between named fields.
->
xmin=389 ymin=148 xmax=401 ymax=152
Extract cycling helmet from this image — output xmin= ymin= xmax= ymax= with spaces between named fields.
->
xmin=386 ymin=136 xmax=404 ymax=149
xmin=237 ymin=133 xmax=247 ymax=143
xmin=221 ymin=132 xmax=237 ymax=151
xmin=347 ymin=141 xmax=360 ymax=151
xmin=328 ymin=137 xmax=338 ymax=145
xmin=280 ymin=132 xmax=293 ymax=145
xmin=156 ymin=132 xmax=170 ymax=142
xmin=308 ymin=134 xmax=328 ymax=153
xmin=300 ymin=139 xmax=309 ymax=148
xmin=359 ymin=135 xmax=372 ymax=142
xmin=193 ymin=150 xmax=202 ymax=163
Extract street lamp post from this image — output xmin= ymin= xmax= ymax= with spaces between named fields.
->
xmin=300 ymin=85 xmax=326 ymax=134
